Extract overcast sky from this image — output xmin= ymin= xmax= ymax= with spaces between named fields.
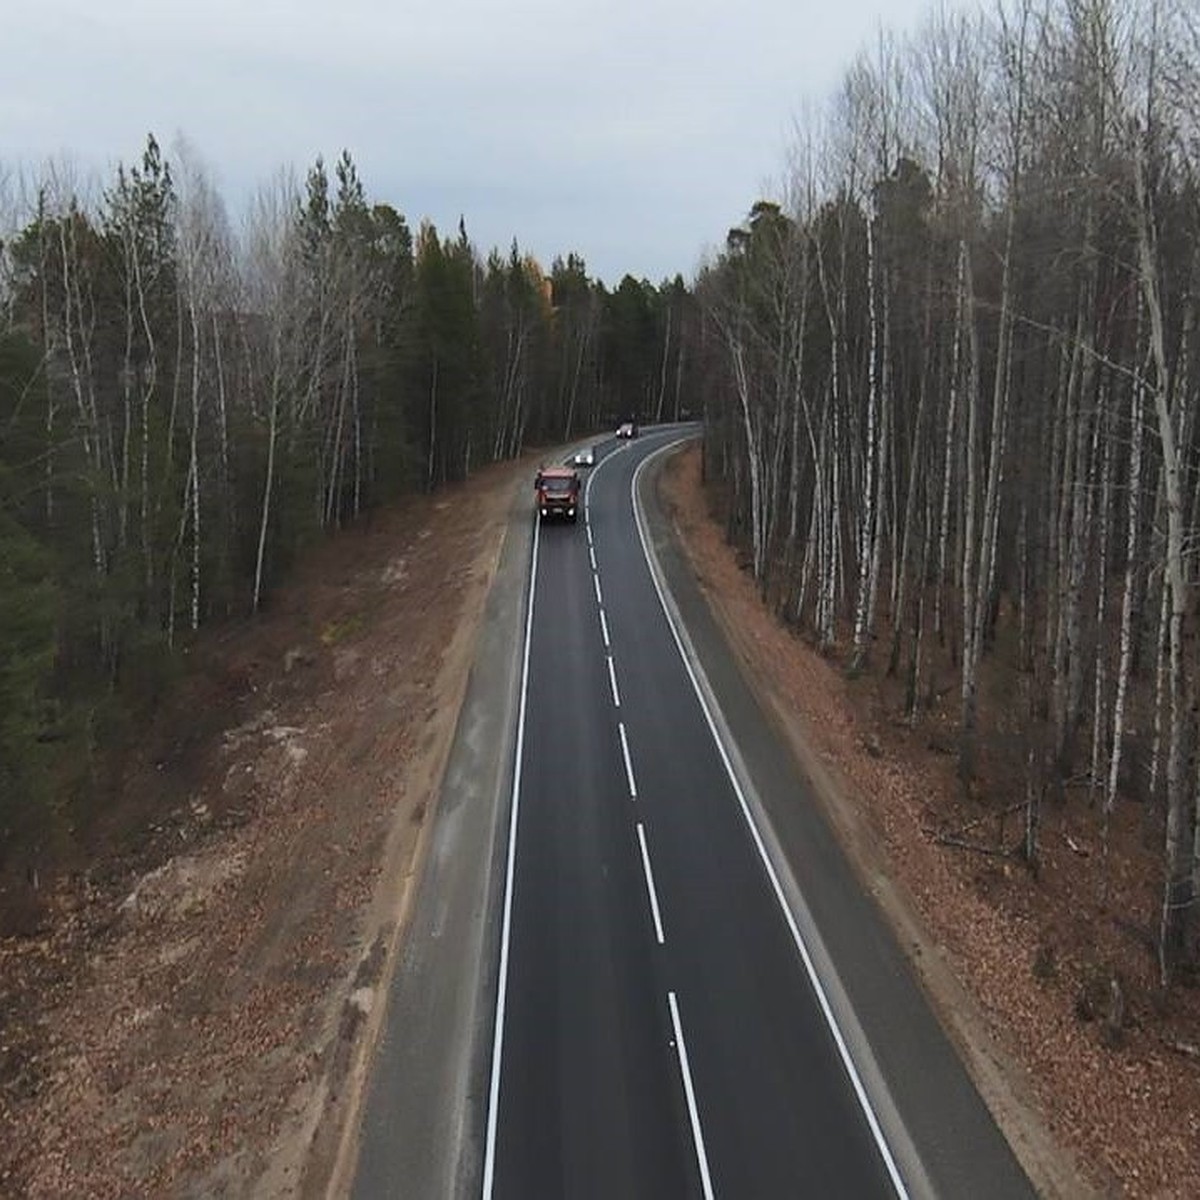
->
xmin=3 ymin=0 xmax=938 ymax=286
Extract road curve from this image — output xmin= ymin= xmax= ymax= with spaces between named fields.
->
xmin=485 ymin=429 xmax=902 ymax=1198
xmin=351 ymin=426 xmax=1036 ymax=1200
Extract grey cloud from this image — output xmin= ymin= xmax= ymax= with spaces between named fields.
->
xmin=4 ymin=0 xmax=935 ymax=283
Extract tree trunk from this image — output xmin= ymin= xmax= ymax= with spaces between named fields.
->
xmin=1134 ymin=135 xmax=1190 ymax=982
xmin=958 ymin=238 xmax=981 ymax=782
xmin=1105 ymin=348 xmax=1145 ymax=833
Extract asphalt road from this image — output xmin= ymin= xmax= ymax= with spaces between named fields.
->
xmin=352 ymin=427 xmax=1036 ymax=1199
xmin=486 ymin=431 xmax=903 ymax=1199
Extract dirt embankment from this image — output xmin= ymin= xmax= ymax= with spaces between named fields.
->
xmin=0 ymin=457 xmax=531 ymax=1198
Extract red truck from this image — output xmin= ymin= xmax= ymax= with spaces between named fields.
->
xmin=534 ymin=465 xmax=581 ymax=523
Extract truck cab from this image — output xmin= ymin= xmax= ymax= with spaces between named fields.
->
xmin=534 ymin=466 xmax=581 ymax=523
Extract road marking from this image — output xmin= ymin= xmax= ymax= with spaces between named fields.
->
xmin=589 ymin=544 xmax=597 ymax=572
xmin=617 ymin=721 xmax=638 ymax=799
xmin=607 ymin=655 xmax=621 ymax=708
xmin=631 ymin=444 xmax=909 ymax=1199
xmin=636 ymin=823 xmax=665 ymax=944
xmin=583 ymin=454 xmax=599 ymax=525
xmin=668 ymin=991 xmax=714 ymax=1200
xmin=593 ymin=572 xmax=603 ymax=607
xmin=599 ymin=608 xmax=610 ymax=649
xmin=480 ymin=513 xmax=541 ymax=1199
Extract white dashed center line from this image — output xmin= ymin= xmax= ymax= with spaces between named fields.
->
xmin=607 ymin=655 xmax=621 ymax=708
xmin=599 ymin=608 xmax=610 ymax=649
xmin=593 ymin=573 xmax=603 ymax=607
xmin=617 ymin=721 xmax=638 ymax=799
xmin=636 ymin=823 xmax=665 ymax=944
xmin=668 ymin=991 xmax=714 ymax=1200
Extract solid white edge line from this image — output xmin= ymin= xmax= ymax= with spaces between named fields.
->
xmin=668 ymin=991 xmax=715 ymax=1200
xmin=617 ymin=721 xmax=638 ymax=799
xmin=480 ymin=513 xmax=541 ymax=1199
xmin=631 ymin=442 xmax=910 ymax=1200
xmin=599 ymin=608 xmax=610 ymax=649
xmin=584 ymin=457 xmax=598 ymax=539
xmin=636 ymin=823 xmax=665 ymax=944
xmin=607 ymin=655 xmax=621 ymax=708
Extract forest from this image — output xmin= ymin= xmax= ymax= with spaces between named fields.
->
xmin=4 ymin=0 xmax=1199 ymax=999
xmin=0 ymin=143 xmax=693 ymax=874
xmin=696 ymin=0 xmax=1200 ymax=983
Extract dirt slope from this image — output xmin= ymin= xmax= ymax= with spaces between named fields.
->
xmin=0 ymin=458 xmax=530 ymax=1197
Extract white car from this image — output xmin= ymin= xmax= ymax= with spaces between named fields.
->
xmin=572 ymin=446 xmax=596 ymax=467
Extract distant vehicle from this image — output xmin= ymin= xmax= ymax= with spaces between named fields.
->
xmin=572 ymin=446 xmax=596 ymax=467
xmin=616 ymin=421 xmax=639 ymax=439
xmin=534 ymin=465 xmax=581 ymax=522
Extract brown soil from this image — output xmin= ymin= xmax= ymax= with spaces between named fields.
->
xmin=0 ymin=458 xmax=530 ymax=1198
xmin=0 ymin=439 xmax=1195 ymax=1198
xmin=658 ymin=442 xmax=1200 ymax=1200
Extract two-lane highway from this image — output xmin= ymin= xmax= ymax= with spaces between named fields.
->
xmin=483 ymin=430 xmax=899 ymax=1198
xmin=352 ymin=425 xmax=1036 ymax=1200
xmin=483 ymin=449 xmax=696 ymax=1197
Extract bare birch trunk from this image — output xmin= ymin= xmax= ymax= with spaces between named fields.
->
xmin=187 ymin=284 xmax=203 ymax=633
xmin=826 ymin=401 xmax=842 ymax=648
xmin=253 ymin=365 xmax=282 ymax=614
xmin=211 ymin=311 xmax=229 ymax=496
xmin=1134 ymin=134 xmax=1190 ymax=981
xmin=851 ymin=215 xmax=879 ymax=668
xmin=958 ymin=239 xmax=981 ymax=781
xmin=729 ymin=337 xmax=766 ymax=583
xmin=1089 ymin=386 xmax=1113 ymax=802
xmin=935 ymin=243 xmax=965 ymax=645
xmin=1105 ymin=350 xmax=1145 ymax=831
xmin=58 ymin=215 xmax=106 ymax=584
xmin=890 ymin=254 xmax=934 ymax=677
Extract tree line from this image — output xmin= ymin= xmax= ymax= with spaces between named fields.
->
xmin=0 ymin=138 xmax=695 ymax=870
xmin=697 ymin=0 xmax=1200 ymax=981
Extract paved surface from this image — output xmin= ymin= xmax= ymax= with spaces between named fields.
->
xmin=488 ymin=431 xmax=896 ymax=1199
xmin=351 ymin=428 xmax=1035 ymax=1200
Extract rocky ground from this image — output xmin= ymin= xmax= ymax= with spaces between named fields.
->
xmin=0 ymin=440 xmax=1196 ymax=1197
